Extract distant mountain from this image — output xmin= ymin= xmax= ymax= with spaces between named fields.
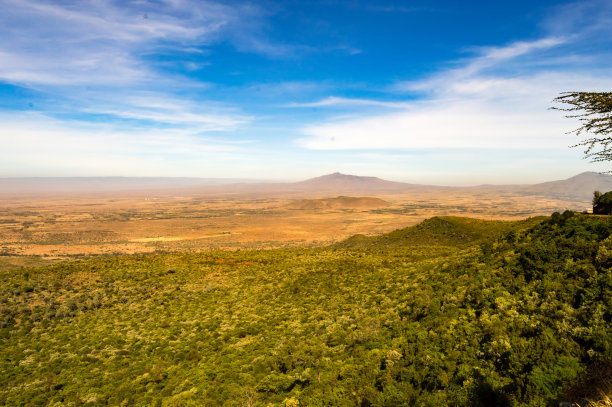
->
xmin=287 ymin=172 xmax=425 ymax=194
xmin=205 ymin=171 xmax=612 ymax=201
xmin=522 ymin=172 xmax=612 ymax=200
xmin=173 ymin=172 xmax=426 ymax=197
xmin=295 ymin=172 xmax=410 ymax=190
xmin=286 ymin=196 xmax=390 ymax=210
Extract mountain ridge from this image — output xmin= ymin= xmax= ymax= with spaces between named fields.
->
xmin=2 ymin=171 xmax=612 ymax=201
xmin=524 ymin=171 xmax=612 ymax=199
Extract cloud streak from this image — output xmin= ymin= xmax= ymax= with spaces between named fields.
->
xmin=288 ymin=96 xmax=412 ymax=109
xmin=77 ymin=91 xmax=252 ymax=132
xmin=392 ymin=36 xmax=567 ymax=94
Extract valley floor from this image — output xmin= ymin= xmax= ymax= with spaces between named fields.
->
xmin=0 ymin=189 xmax=586 ymax=270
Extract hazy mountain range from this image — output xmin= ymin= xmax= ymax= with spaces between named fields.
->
xmin=2 ymin=172 xmax=612 ymax=201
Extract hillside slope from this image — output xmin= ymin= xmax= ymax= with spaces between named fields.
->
xmin=334 ymin=215 xmax=543 ymax=248
xmin=523 ymin=171 xmax=612 ymax=200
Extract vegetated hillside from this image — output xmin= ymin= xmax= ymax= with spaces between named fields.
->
xmin=0 ymin=213 xmax=610 ymax=406
xmin=286 ymin=196 xmax=390 ymax=210
xmin=334 ymin=215 xmax=544 ymax=249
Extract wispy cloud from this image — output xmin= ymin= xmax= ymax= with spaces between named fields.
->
xmin=392 ymin=37 xmax=567 ymax=94
xmin=78 ymin=91 xmax=252 ymax=131
xmin=542 ymin=0 xmax=612 ymax=38
xmin=288 ymin=96 xmax=412 ymax=109
xmin=0 ymin=0 xmax=237 ymax=86
xmin=343 ymin=1 xmax=435 ymax=14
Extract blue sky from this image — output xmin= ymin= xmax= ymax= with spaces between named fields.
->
xmin=1 ymin=0 xmax=611 ymax=184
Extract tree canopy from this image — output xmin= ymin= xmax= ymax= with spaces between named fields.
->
xmin=553 ymin=92 xmax=612 ymax=162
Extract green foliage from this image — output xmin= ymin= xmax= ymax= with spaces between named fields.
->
xmin=334 ymin=216 xmax=542 ymax=249
xmin=596 ymin=191 xmax=612 ymax=205
xmin=0 ymin=214 xmax=610 ymax=406
xmin=530 ymin=357 xmax=581 ymax=398
xmin=553 ymin=92 xmax=612 ymax=163
xmin=594 ymin=190 xmax=612 ymax=214
xmin=594 ymin=190 xmax=603 ymax=206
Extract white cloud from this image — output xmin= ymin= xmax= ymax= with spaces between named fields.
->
xmin=298 ymin=96 xmax=569 ymax=150
xmin=288 ymin=96 xmax=412 ymax=109
xmin=298 ymin=28 xmax=612 ymax=152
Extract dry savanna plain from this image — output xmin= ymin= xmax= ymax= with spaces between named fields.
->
xmin=0 ymin=184 xmax=588 ymax=271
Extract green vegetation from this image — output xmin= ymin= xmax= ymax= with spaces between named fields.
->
xmin=0 ymin=212 xmax=610 ymax=406
xmin=334 ymin=216 xmax=543 ymax=249
xmin=594 ymin=191 xmax=612 ymax=214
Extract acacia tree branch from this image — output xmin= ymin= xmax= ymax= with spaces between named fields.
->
xmin=552 ymin=92 xmax=612 ymax=163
